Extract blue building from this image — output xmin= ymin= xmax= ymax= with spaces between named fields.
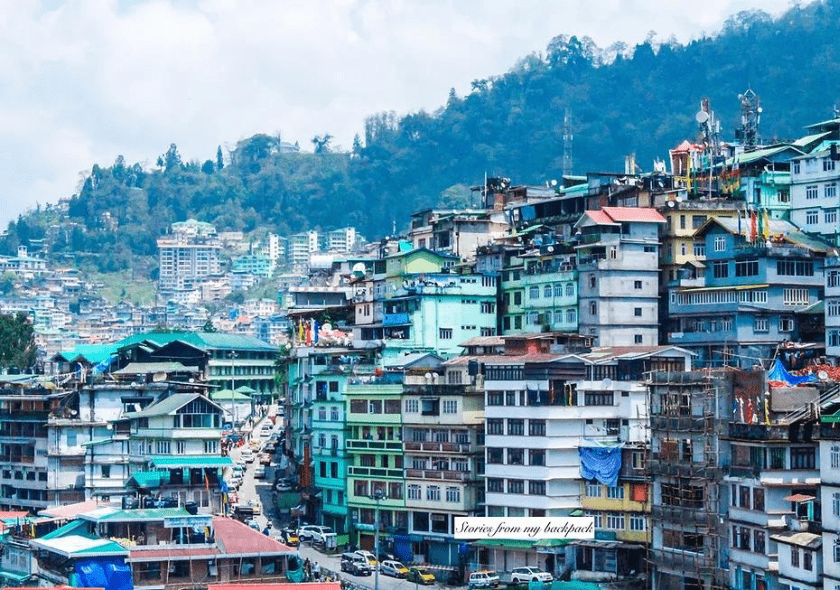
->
xmin=667 ymin=216 xmax=830 ymax=368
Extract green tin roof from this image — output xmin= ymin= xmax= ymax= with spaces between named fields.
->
xmin=473 ymin=539 xmax=537 ymax=549
xmin=149 ymin=455 xmax=233 ymax=468
xmin=82 ymin=507 xmax=191 ymax=522
xmin=124 ymin=392 xmax=223 ymax=419
xmin=41 ymin=518 xmax=92 ymax=540
xmin=0 ymin=569 xmax=32 ymax=583
xmin=211 ymin=389 xmax=251 ymax=402
xmin=125 ymin=470 xmax=171 ymax=488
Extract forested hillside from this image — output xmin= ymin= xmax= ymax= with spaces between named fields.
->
xmin=4 ymin=1 xmax=840 ymax=274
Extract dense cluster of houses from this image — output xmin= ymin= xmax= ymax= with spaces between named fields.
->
xmin=5 ymin=113 xmax=840 ymax=590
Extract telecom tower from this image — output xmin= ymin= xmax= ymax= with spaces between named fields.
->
xmin=562 ymin=107 xmax=573 ymax=180
xmin=736 ymin=88 xmax=762 ymax=152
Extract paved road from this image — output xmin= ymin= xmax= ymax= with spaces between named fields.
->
xmin=230 ymin=412 xmax=439 ymax=590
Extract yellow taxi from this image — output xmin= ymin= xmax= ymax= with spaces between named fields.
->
xmin=408 ymin=567 xmax=436 ymax=585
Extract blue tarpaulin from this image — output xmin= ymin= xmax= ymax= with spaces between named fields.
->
xmin=767 ymin=359 xmax=819 ymax=386
xmin=579 ymin=445 xmax=622 ymax=487
xmin=75 ymin=559 xmax=133 ymax=590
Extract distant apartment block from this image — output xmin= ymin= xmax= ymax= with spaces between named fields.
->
xmin=157 ymin=219 xmax=222 ymax=298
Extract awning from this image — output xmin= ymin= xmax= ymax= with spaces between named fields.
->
xmin=149 ymin=456 xmax=233 ymax=469
xmin=784 ymin=494 xmax=816 ymax=502
xmin=473 ymin=539 xmax=537 ymax=549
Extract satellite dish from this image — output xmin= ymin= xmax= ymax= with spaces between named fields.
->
xmin=547 ymin=246 xmax=554 ymax=252
xmin=819 ymin=371 xmax=829 ymax=380
xmin=352 ymin=262 xmax=366 ymax=277
xmin=550 ymin=180 xmax=558 ymax=187
xmin=695 ymin=110 xmax=710 ymax=124
xmin=667 ymin=201 xmax=676 ymax=208
xmin=153 ymin=372 xmax=167 ymax=382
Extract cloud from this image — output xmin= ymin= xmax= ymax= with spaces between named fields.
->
xmin=0 ymin=0 xmax=809 ymax=228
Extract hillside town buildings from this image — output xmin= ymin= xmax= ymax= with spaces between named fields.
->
xmin=6 ymin=113 xmax=840 ymax=590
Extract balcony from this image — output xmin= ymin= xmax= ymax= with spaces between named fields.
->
xmin=403 ymin=441 xmax=478 ymax=454
xmin=404 ymin=468 xmax=474 ymax=482
xmin=347 ymin=466 xmax=403 ymax=478
xmin=346 ymin=439 xmax=403 ymax=452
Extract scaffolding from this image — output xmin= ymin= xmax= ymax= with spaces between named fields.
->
xmin=646 ymin=370 xmax=730 ymax=590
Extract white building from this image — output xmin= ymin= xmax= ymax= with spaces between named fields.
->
xmin=157 ymin=219 xmax=222 ymax=296
xmin=575 ymin=207 xmax=665 ymax=347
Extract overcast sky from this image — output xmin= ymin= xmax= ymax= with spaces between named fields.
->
xmin=0 ymin=0 xmax=807 ymax=228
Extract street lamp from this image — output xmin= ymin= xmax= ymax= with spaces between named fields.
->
xmin=372 ymin=489 xmax=385 ymax=590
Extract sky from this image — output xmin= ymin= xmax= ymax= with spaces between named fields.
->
xmin=0 ymin=0 xmax=809 ymax=228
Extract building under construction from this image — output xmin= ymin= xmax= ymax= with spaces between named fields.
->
xmin=647 ymin=370 xmax=731 ymax=590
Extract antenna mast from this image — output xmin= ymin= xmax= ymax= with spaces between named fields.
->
xmin=562 ymin=107 xmax=573 ymax=180
xmin=737 ymin=89 xmax=762 ymax=152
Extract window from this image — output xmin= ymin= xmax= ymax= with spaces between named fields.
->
xmin=101 ymin=465 xmax=111 ymax=478
xmin=528 ymin=480 xmax=546 ymax=495
xmin=680 ymin=215 xmax=686 ymax=229
xmin=754 ymin=529 xmax=766 ymax=554
xmin=804 ymin=549 xmax=813 ymax=571
xmin=694 ymin=241 xmax=706 ymax=257
xmin=589 ymin=302 xmax=597 ymax=315
xmin=777 ymin=260 xmax=814 ymax=276
xmin=790 ymin=447 xmax=815 ymax=469
xmin=806 ymin=209 xmax=819 ymax=225
xmin=204 ymin=440 xmax=218 ymax=454
xmin=606 ymin=486 xmax=625 ymax=499
xmin=514 ymin=291 xmax=522 ymax=305
xmin=553 ymin=283 xmax=563 ymax=297
xmin=832 ymin=445 xmax=840 ymax=469
xmin=405 ymin=399 xmax=419 ymax=413
xmin=783 ymin=288 xmax=809 ymax=306
xmin=507 ymin=448 xmax=524 ymax=465
xmin=487 ymin=478 xmax=504 ymax=493
xmin=566 ymin=309 xmax=576 ymax=324
xmin=793 ymin=161 xmax=801 ymax=174
xmin=779 ymin=317 xmax=794 ymax=332
xmin=507 ymin=479 xmax=524 ymax=494
xmin=439 ymin=328 xmax=453 ymax=339
xmin=585 ymin=511 xmax=603 ymax=529
xmin=589 ymin=274 xmax=596 ymax=288
xmin=712 ymin=261 xmax=728 ymax=279
xmin=735 ymin=259 xmax=759 ymax=277
xmin=487 ymin=448 xmax=503 ymax=464
xmin=487 ymin=419 xmax=504 ymax=435
xmin=506 ymin=391 xmax=517 ymax=406
xmin=634 ymin=307 xmax=642 ymax=317
xmin=714 ymin=235 xmax=726 ymax=252
xmin=585 ymin=391 xmax=614 ymax=406
xmin=487 ymin=392 xmax=503 ymax=406
xmin=828 ymin=209 xmax=838 ymax=224
xmin=529 ymin=420 xmax=546 ymax=436
xmin=634 ymin=334 xmax=643 ymax=344
xmin=426 ymin=486 xmax=440 ymax=501
xmin=605 ymin=513 xmax=625 ymax=530
xmin=544 ymin=285 xmax=552 ymax=298
xmin=529 ymin=449 xmax=545 ymax=466
xmin=446 ymin=486 xmax=461 ymax=502
xmin=566 ymin=283 xmax=575 ymax=296
xmin=529 ymin=286 xmax=540 ymax=299
xmin=507 ymin=419 xmax=524 ymax=436
xmin=692 ymin=215 xmax=707 ymax=229
xmin=615 ymin=513 xmax=641 ymax=534
xmin=806 ymin=185 xmax=819 ymax=199
xmin=585 ymin=483 xmax=602 ymax=497
xmin=443 ymin=400 xmax=457 ymax=414
xmin=754 ymin=317 xmax=769 ymax=332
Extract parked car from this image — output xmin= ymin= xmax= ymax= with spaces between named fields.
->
xmin=247 ymin=499 xmax=262 ymax=515
xmin=510 ymin=568 xmax=553 ymax=584
xmin=354 ymin=550 xmax=378 ymax=568
xmin=341 ymin=552 xmax=372 ymax=576
xmin=297 ymin=525 xmax=320 ymax=542
xmin=246 ymin=518 xmax=261 ymax=531
xmin=241 ymin=449 xmax=255 ymax=463
xmin=468 ymin=571 xmax=500 ymax=588
xmin=279 ymin=528 xmax=299 ymax=546
xmin=275 ymin=478 xmax=294 ymax=492
xmin=260 ymin=452 xmax=271 ymax=465
xmin=408 ymin=567 xmax=435 ymax=585
xmin=254 ymin=466 xmax=266 ymax=479
xmin=303 ymin=525 xmax=334 ymax=544
xmin=380 ymin=560 xmax=409 ymax=578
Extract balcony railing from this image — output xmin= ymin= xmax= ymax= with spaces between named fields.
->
xmin=346 ymin=439 xmax=402 ymax=451
xmin=404 ymin=468 xmax=473 ymax=482
xmin=403 ymin=441 xmax=477 ymax=454
xmin=347 ymin=466 xmax=403 ymax=478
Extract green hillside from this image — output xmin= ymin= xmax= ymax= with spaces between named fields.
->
xmin=4 ymin=1 xmax=840 ymax=274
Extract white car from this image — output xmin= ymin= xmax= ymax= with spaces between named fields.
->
xmin=299 ymin=525 xmax=333 ymax=543
xmin=510 ymin=568 xmax=552 ymax=584
xmin=241 ymin=449 xmax=255 ymax=463
xmin=254 ymin=466 xmax=266 ymax=478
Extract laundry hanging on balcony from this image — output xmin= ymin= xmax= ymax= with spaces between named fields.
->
xmin=578 ymin=444 xmax=622 ymax=487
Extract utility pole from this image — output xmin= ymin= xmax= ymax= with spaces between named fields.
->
xmin=373 ymin=489 xmax=384 ymax=590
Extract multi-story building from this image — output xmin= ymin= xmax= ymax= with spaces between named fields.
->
xmin=322 ymin=227 xmax=360 ymax=253
xmin=345 ymin=381 xmax=407 ymax=554
xmin=648 ymin=370 xmax=730 ymax=590
xmin=157 ymin=219 xmax=222 ymax=297
xmin=827 ymin=256 xmax=840 ymax=362
xmin=500 ymin=247 xmax=577 ymax=335
xmin=402 ymin=359 xmax=485 ymax=567
xmin=788 ymin=118 xmax=840 ymax=245
xmin=408 ymin=209 xmax=509 ymax=262
xmin=575 ymin=207 xmax=665 ymax=347
xmin=667 ymin=217 xmax=829 ymax=368
xmin=353 ymin=248 xmax=497 ymax=356
xmin=288 ymin=230 xmax=319 ymax=273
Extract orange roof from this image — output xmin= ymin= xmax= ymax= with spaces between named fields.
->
xmin=584 ymin=210 xmax=615 ymax=225
xmin=0 ymin=510 xmax=30 ymax=519
xmin=601 ymin=207 xmax=666 ymax=223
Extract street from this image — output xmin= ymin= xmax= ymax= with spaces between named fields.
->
xmin=229 ymin=410 xmax=443 ymax=590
